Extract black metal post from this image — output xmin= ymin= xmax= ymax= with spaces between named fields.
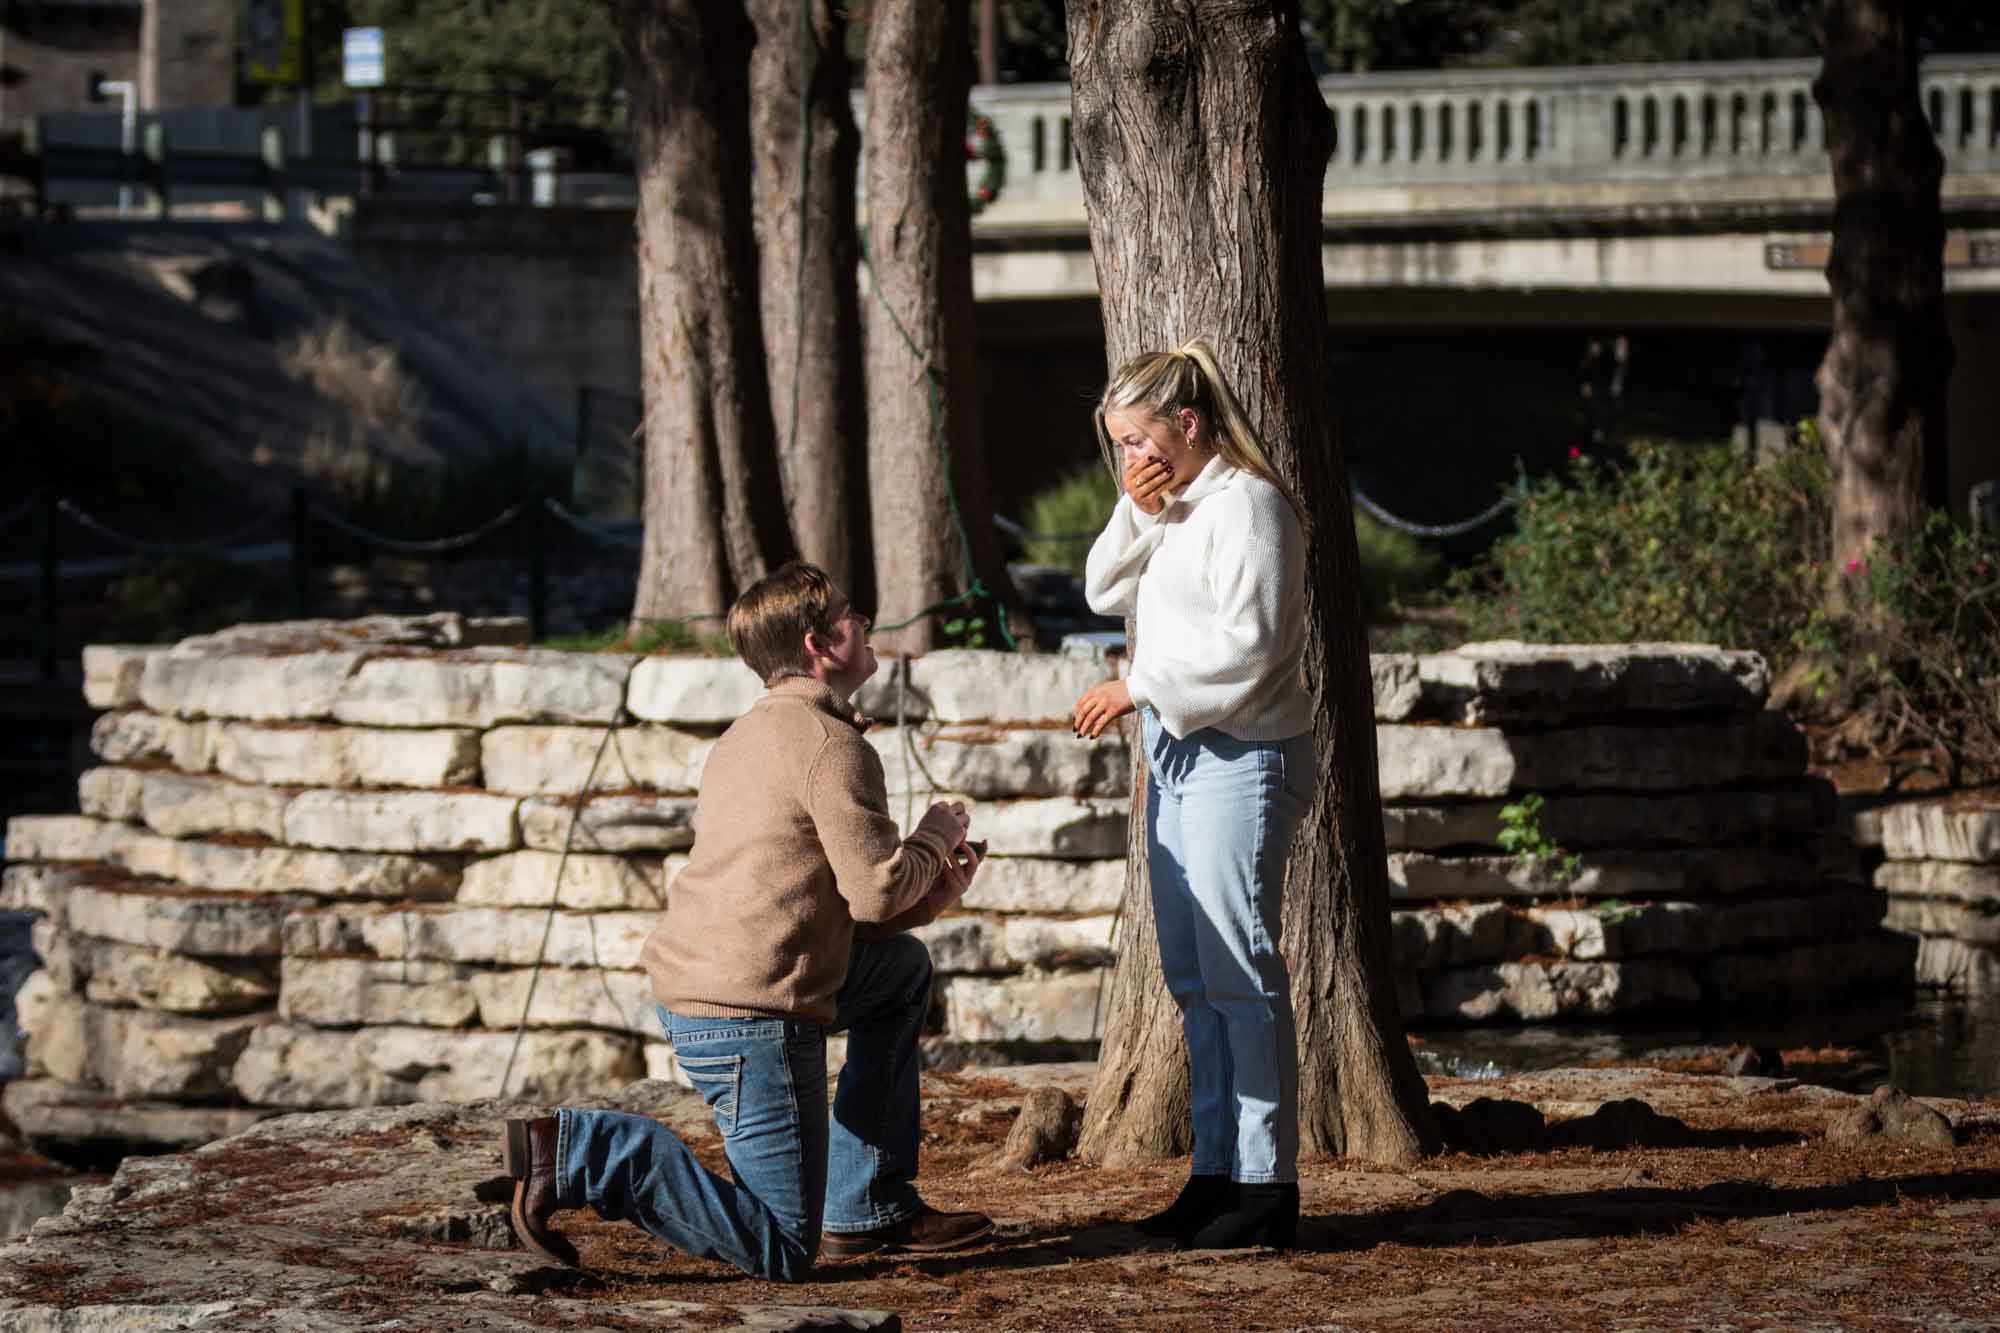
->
xmin=36 ymin=488 xmax=57 ymax=681
xmin=290 ymin=486 xmax=310 ymax=617
xmin=527 ymin=493 xmax=548 ymax=641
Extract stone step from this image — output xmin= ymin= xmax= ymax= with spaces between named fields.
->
xmin=1388 ymin=840 xmax=1856 ymax=902
xmin=1383 ymin=781 xmax=1835 ymax=851
xmin=480 ymin=724 xmax=703 ymax=797
xmin=14 ymin=981 xmax=262 ymax=1100
xmin=1914 ymin=936 xmax=2000 ymax=991
xmin=1416 ymin=641 xmax=1769 ymax=726
xmin=1884 ymin=897 xmax=2000 ymax=946
xmin=35 ymin=920 xmax=277 ymax=1015
xmin=280 ymin=903 xmax=655 ymax=970
xmin=232 ymin=1022 xmax=645 ymax=1108
xmin=457 ymin=849 xmax=677 ymax=910
xmin=1871 ymin=800 xmax=2000 ymax=864
xmin=867 ymin=725 xmax=1132 ymax=800
xmin=2 ymin=1077 xmax=273 ymax=1158
xmin=1875 ymin=859 xmax=2000 ymax=905
xmin=1 ymin=820 xmax=461 ymax=900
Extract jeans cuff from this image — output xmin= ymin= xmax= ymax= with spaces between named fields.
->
xmin=553 ymin=1108 xmax=574 ymax=1210
xmin=822 ymin=1198 xmax=921 ymax=1235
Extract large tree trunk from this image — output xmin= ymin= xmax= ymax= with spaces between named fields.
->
xmin=617 ymin=0 xmax=795 ymax=625
xmin=747 ymin=0 xmax=870 ymax=603
xmin=1812 ymin=0 xmax=1952 ymax=604
xmin=861 ymin=0 xmax=1014 ymax=652
xmin=1067 ymin=0 xmax=1437 ymax=1169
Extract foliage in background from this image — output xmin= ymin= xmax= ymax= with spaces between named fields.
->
xmin=1451 ymin=439 xmax=1831 ymax=669
xmin=543 ymin=618 xmax=732 ymax=656
xmin=1839 ymin=515 xmax=2000 ymax=786
xmin=1496 ymin=792 xmax=1583 ymax=891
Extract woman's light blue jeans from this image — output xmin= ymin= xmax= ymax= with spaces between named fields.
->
xmin=552 ymin=933 xmax=933 ymax=1281
xmin=1144 ymin=709 xmax=1315 ymax=1185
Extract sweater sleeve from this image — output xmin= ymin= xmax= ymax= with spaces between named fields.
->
xmin=1125 ymin=485 xmax=1301 ymax=739
xmin=1083 ymin=493 xmax=1165 ymax=618
xmin=806 ymin=733 xmax=953 ymax=924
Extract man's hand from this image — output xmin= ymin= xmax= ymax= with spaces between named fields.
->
xmin=928 ymin=840 xmax=984 ymax=914
xmin=916 ymin=799 xmax=970 ymax=848
xmin=1125 ymin=456 xmax=1174 ymax=516
xmin=1072 ymin=678 xmax=1135 ymax=739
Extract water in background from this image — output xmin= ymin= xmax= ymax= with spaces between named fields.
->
xmin=1412 ymin=992 xmax=2000 ymax=1101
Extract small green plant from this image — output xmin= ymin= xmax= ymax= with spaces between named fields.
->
xmin=939 ymin=612 xmax=990 ymax=649
xmin=1496 ymin=792 xmax=1583 ymax=892
xmin=1019 ymin=463 xmax=1117 ymax=574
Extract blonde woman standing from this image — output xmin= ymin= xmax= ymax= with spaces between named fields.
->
xmin=1071 ymin=339 xmax=1315 ymax=1250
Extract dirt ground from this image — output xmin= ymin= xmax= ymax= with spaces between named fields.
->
xmin=522 ymin=1069 xmax=2000 ymax=1331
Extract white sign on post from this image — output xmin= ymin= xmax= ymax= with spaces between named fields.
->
xmin=342 ymin=27 xmax=386 ymax=89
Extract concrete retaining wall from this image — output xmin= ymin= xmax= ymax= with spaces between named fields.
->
xmin=1 ymin=616 xmax=1903 ymax=1154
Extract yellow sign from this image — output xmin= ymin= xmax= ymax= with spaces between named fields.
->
xmin=244 ymin=0 xmax=306 ymax=85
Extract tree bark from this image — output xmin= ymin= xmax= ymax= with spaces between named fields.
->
xmin=861 ymin=0 xmax=1015 ymax=652
xmin=617 ymin=0 xmax=795 ymax=625
xmin=1067 ymin=0 xmax=1438 ymax=1168
xmin=1812 ymin=0 xmax=1952 ymax=603
xmin=747 ymin=0 xmax=870 ymax=603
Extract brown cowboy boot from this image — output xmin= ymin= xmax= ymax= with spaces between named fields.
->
xmin=502 ymin=1116 xmax=580 ymax=1267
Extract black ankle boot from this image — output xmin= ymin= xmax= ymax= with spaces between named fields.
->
xmin=1184 ymin=1182 xmax=1298 ymax=1250
xmin=1133 ymin=1173 xmax=1231 ymax=1239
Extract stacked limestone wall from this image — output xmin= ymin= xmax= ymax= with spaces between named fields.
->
xmin=1855 ymin=799 xmax=2000 ymax=992
xmin=0 ymin=618 xmax=1905 ymax=1154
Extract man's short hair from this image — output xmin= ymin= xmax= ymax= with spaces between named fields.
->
xmin=728 ymin=561 xmax=841 ymax=684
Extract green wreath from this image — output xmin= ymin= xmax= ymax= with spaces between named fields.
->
xmin=967 ymin=110 xmax=1007 ymax=216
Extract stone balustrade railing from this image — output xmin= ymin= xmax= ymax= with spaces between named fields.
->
xmin=965 ymin=55 xmax=2000 ymax=209
xmin=0 ymin=616 xmax=1919 ymax=1158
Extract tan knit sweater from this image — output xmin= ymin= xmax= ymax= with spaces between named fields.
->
xmin=643 ymin=676 xmax=954 ymax=1026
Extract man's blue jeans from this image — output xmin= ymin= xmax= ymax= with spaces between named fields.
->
xmin=1144 ymin=709 xmax=1315 ymax=1186
xmin=553 ymin=933 xmax=933 ymax=1281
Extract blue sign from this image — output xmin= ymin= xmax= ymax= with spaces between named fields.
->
xmin=343 ymin=27 xmax=386 ymax=89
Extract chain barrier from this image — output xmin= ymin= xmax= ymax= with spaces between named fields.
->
xmin=544 ymin=497 xmax=643 ymax=548
xmin=57 ymin=499 xmax=281 ymax=556
xmin=1352 ymin=487 xmax=1516 ymax=538
xmin=305 ymin=497 xmax=529 ymax=555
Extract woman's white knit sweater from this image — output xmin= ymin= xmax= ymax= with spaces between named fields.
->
xmin=1084 ymin=455 xmax=1314 ymax=742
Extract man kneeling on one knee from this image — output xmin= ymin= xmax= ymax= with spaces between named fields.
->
xmin=503 ymin=561 xmax=993 ymax=1281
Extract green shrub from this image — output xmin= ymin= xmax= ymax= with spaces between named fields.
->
xmin=1842 ymin=514 xmax=2000 ymax=785
xmin=1451 ymin=438 xmax=1831 ymax=666
xmin=542 ymin=618 xmax=732 ymax=656
xmin=1015 ymin=460 xmax=1444 ymax=614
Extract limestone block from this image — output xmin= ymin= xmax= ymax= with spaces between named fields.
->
xmin=1000 ymin=915 xmax=1118 ymax=969
xmin=469 ymin=967 xmax=658 ymax=1035
xmin=30 ymin=918 xmax=70 ymax=987
xmin=4 ymin=814 xmax=141 ymax=864
xmin=518 ymin=795 xmax=698 ymax=853
xmin=163 ymin=840 xmax=460 ymax=901
xmin=1914 ymin=936 xmax=2000 ymax=991
xmin=13 ymin=971 xmax=78 ymax=1081
xmin=1389 ymin=902 xmax=1512 ymax=970
xmin=626 ymin=657 xmax=763 ymax=726
xmin=282 ymin=789 xmax=519 ymax=853
xmin=348 ymin=906 xmax=655 ymax=970
xmin=1885 ymin=898 xmax=2000 ymax=947
xmin=907 ymin=651 xmax=1110 ymax=724
xmin=332 ymin=650 xmax=634 ymax=728
xmin=1874 ymin=801 xmax=2000 ymax=865
xmin=4 ymin=1078 xmax=273 ymax=1158
xmin=1514 ymin=902 xmax=1707 ymax=961
xmin=281 ymin=907 xmax=372 ymax=959
xmin=68 ymin=935 xmax=277 ymax=1014
xmin=1875 ymin=860 xmax=2000 ymax=905
xmin=1377 ymin=726 xmax=1517 ymax=799
xmin=869 ymin=726 xmax=1130 ymax=800
xmin=960 ymin=857 xmax=1125 ymax=915
xmin=1697 ymin=933 xmax=1915 ymax=1006
xmin=481 ymin=724 xmax=703 ymax=796
xmin=64 ymin=883 xmax=292 ymax=956
xmin=1509 ymin=713 xmax=1807 ymax=792
xmin=1423 ymin=958 xmax=1700 ymax=1022
xmin=853 ymin=657 xmax=925 ymax=722
xmin=1382 ymin=782 xmax=1835 ymax=852
xmin=457 ymin=851 xmax=675 ymax=910
xmin=138 ymin=771 xmax=290 ymax=841
xmin=173 ymin=612 xmax=529 ymax=654
xmin=942 ymin=972 xmax=1106 ymax=1043
xmin=1388 ymin=846 xmax=1829 ymax=902
xmin=90 ymin=710 xmax=218 ymax=770
xmin=233 ymin=1022 xmax=644 ymax=1107
xmin=1371 ymin=654 xmax=1421 ymax=721
xmin=83 ymin=644 xmax=163 ymax=709
xmin=965 ymin=798 xmax=1127 ymax=859
xmin=101 ymin=1004 xmax=262 ymax=1100
xmin=140 ymin=650 xmax=365 ymax=722
xmin=213 ymin=723 xmax=481 ymax=790
xmin=279 ymin=958 xmax=480 ymax=1028
xmin=1 ymin=864 xmax=77 ymax=919
xmin=77 ymin=766 xmax=147 ymax=823
xmin=911 ymin=917 xmax=1009 ymax=974
xmin=1705 ymin=892 xmax=1884 ymax=952
xmin=1417 ymin=642 xmax=1769 ymax=725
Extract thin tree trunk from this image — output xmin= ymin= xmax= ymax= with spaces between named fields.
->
xmin=1067 ymin=0 xmax=1436 ymax=1169
xmin=617 ymin=0 xmax=794 ymax=625
xmin=748 ymin=0 xmax=870 ymax=603
xmin=862 ymin=0 xmax=1014 ymax=652
xmin=1813 ymin=0 xmax=1951 ymax=604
